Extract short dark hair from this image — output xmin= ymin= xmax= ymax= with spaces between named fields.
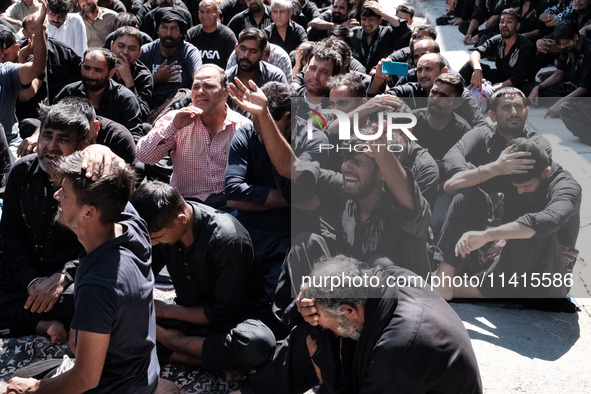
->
xmin=360 ymin=7 xmax=379 ymax=18
xmin=413 ymin=24 xmax=437 ymax=40
xmin=52 ymin=151 xmax=136 ymax=224
xmin=48 ymin=0 xmax=70 ymax=16
xmin=327 ymin=24 xmax=352 ymax=46
xmin=434 ymin=72 xmax=464 ymax=97
xmin=554 ymin=20 xmax=580 ymax=41
xmin=326 ymin=72 xmax=367 ymax=97
xmin=396 ymin=4 xmax=414 ymax=18
xmin=311 ymin=47 xmax=342 ymax=75
xmin=489 ymin=87 xmax=526 ymax=112
xmin=83 ymin=47 xmax=117 ymax=70
xmin=261 ymin=82 xmax=295 ymax=121
xmin=57 ymin=97 xmax=97 ymax=122
xmin=0 ymin=30 xmax=16 ymax=51
xmin=506 ymin=138 xmax=551 ymax=183
xmin=131 ymin=181 xmax=186 ymax=233
xmin=238 ymin=28 xmax=268 ymax=51
xmin=112 ymin=26 xmax=143 ymax=47
xmin=501 ymin=7 xmax=521 ymax=23
xmin=336 ymin=0 xmax=355 ymax=11
xmin=115 ymin=12 xmax=138 ymax=28
xmin=39 ymin=103 xmax=90 ymax=142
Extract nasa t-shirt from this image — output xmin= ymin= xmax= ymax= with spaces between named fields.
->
xmin=186 ymin=24 xmax=238 ymax=69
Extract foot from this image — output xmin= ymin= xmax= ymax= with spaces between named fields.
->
xmin=36 ymin=320 xmax=67 ymax=344
xmin=470 ymin=35 xmax=479 ymax=46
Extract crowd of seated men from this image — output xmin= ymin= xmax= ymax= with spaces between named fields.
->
xmin=0 ymin=0 xmax=584 ymax=392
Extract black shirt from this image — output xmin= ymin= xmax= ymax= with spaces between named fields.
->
xmin=186 ymin=23 xmax=237 ymax=69
xmin=351 ymin=25 xmax=398 ymax=71
xmin=264 ymin=20 xmax=307 ymax=54
xmin=55 ymin=79 xmax=143 ymax=140
xmin=0 ymin=155 xmax=82 ymax=291
xmin=112 ymin=60 xmax=153 ymax=122
xmin=220 ymin=0 xmax=247 ymax=25
xmin=556 ymin=35 xmax=591 ymax=92
xmin=227 ymin=6 xmax=272 ymax=38
xmin=96 ymin=116 xmax=137 ymax=163
xmin=476 ymin=34 xmax=536 ymax=85
xmin=151 ymin=201 xmax=268 ymax=325
xmin=411 ymin=108 xmax=472 ymax=162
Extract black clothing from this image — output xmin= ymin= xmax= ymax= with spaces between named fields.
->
xmin=142 ymin=5 xmax=193 ymax=38
xmin=442 ymin=124 xmax=552 ymax=181
xmin=351 ymin=25 xmax=398 ymax=71
xmin=112 ymin=60 xmax=153 ymax=122
xmin=16 ymin=37 xmax=82 ymax=121
xmin=96 ymin=116 xmax=136 ymax=164
xmin=518 ymin=0 xmax=547 ymax=40
xmin=151 ymin=201 xmax=269 ymax=325
xmin=136 ymin=0 xmax=190 ymax=34
xmin=468 ymin=0 xmax=520 ymax=43
xmin=411 ymin=107 xmax=472 ymax=162
xmin=463 ymin=34 xmax=536 ymax=88
xmin=403 ymin=140 xmax=440 ymax=213
xmin=386 ymin=82 xmax=488 ymax=128
xmin=293 ymin=160 xmax=432 ymax=279
xmin=555 ymin=36 xmax=591 ymax=93
xmin=72 ymin=209 xmax=159 ymax=394
xmin=227 ymin=6 xmax=272 ymax=38
xmin=54 ymin=79 xmax=143 ymax=140
xmin=186 ymin=23 xmax=237 ymax=68
xmin=307 ymin=9 xmax=351 ymax=41
xmin=245 ymin=266 xmax=483 ymax=394
xmin=264 ymin=20 xmax=307 ymax=54
xmin=220 ymin=0 xmax=247 ymax=25
xmin=0 ymin=155 xmax=81 ymax=334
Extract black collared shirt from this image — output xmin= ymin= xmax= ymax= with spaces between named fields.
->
xmin=112 ymin=60 xmax=153 ymax=123
xmin=227 ymin=6 xmax=272 ymax=38
xmin=0 ymin=155 xmax=82 ymax=290
xmin=55 ymin=79 xmax=143 ymax=140
xmin=264 ymin=20 xmax=307 ymax=54
xmin=476 ymin=34 xmax=536 ymax=86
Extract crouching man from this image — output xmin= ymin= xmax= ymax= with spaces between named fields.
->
xmin=234 ymin=256 xmax=483 ymax=393
xmin=131 ymin=182 xmax=276 ymax=374
xmin=6 ymin=152 xmax=166 ymax=393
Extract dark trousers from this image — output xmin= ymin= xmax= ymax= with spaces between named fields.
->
xmin=560 ymin=99 xmax=591 ymax=145
xmin=0 ymin=282 xmax=75 ymax=337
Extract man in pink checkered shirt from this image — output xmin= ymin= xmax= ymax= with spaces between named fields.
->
xmin=136 ymin=63 xmax=250 ymax=209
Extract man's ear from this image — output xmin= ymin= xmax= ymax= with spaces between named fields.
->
xmin=83 ymin=205 xmax=97 ymax=221
xmin=339 ymin=303 xmax=361 ymax=322
xmin=488 ymin=109 xmax=497 ymax=123
xmin=441 ymin=66 xmax=448 ymax=74
xmin=108 ymin=67 xmax=116 ymax=79
xmin=177 ymin=212 xmax=188 ymax=225
xmin=542 ymin=166 xmax=551 ymax=179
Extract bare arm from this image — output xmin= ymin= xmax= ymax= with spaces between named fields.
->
xmin=229 ymin=79 xmax=298 ymax=179
xmin=18 ymin=0 xmax=47 ymax=86
xmin=455 ymin=222 xmax=535 ymax=257
xmin=7 ymin=330 xmax=110 ymax=393
xmin=154 ymin=300 xmax=211 ymax=326
xmin=443 ymin=145 xmax=535 ymax=195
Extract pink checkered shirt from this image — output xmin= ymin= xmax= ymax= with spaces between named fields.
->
xmin=136 ymin=106 xmax=250 ymax=201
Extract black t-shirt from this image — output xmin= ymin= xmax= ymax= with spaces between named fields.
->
xmin=556 ymin=36 xmax=591 ymax=92
xmin=411 ymin=108 xmax=472 ymax=162
xmin=264 ymin=20 xmax=308 ymax=54
xmin=186 ymin=23 xmax=237 ymax=69
xmin=96 ymin=116 xmax=136 ymax=164
xmin=72 ymin=209 xmax=159 ymax=394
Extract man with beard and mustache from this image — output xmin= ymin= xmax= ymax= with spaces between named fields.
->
xmin=297 ymin=47 xmax=341 ymax=111
xmin=228 ymin=0 xmax=272 ymax=38
xmin=0 ymin=102 xmax=124 ymax=344
xmin=225 ymin=28 xmax=287 ymax=89
xmin=432 ymin=87 xmax=553 ymax=300
xmin=384 ymin=53 xmax=488 ymax=128
xmin=529 ymin=20 xmax=591 ymax=119
xmin=459 ymin=8 xmax=536 ymax=95
xmin=308 ymin=0 xmax=357 ymax=42
xmin=54 ymin=47 xmax=144 ymax=140
xmin=411 ymin=73 xmax=471 ymax=165
xmin=78 ymin=0 xmax=117 ymax=48
xmin=233 ymin=256 xmax=482 ymax=394
xmin=447 ymin=138 xmax=580 ymax=303
xmin=139 ymin=8 xmax=201 ymax=109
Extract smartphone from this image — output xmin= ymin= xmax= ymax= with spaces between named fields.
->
xmin=382 ymin=62 xmax=409 ymax=76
